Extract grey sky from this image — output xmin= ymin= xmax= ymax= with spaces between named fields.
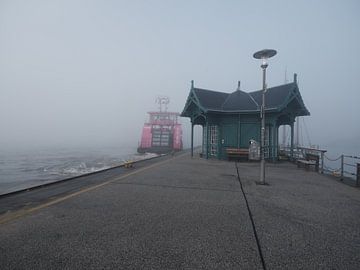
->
xmin=0 ymin=0 xmax=359 ymax=150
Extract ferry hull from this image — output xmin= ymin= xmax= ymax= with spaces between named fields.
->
xmin=137 ymin=146 xmax=181 ymax=154
xmin=138 ymin=97 xmax=183 ymax=155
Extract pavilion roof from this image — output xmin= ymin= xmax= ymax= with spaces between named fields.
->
xmin=181 ymin=80 xmax=310 ymax=117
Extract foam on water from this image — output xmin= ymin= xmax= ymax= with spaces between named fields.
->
xmin=0 ymin=146 xmax=159 ymax=195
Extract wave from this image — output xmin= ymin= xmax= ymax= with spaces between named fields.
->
xmin=38 ymin=152 xmax=160 ymax=178
xmin=0 ymin=148 xmax=160 ymax=193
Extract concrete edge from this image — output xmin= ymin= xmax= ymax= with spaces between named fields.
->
xmin=0 ymin=153 xmax=170 ymax=198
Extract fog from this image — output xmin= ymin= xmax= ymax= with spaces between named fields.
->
xmin=1 ymin=0 xmax=359 ymax=152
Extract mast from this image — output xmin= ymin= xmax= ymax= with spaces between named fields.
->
xmin=156 ymin=96 xmax=169 ymax=112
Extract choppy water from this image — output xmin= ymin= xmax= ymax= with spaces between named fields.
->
xmin=0 ymin=145 xmax=158 ymax=195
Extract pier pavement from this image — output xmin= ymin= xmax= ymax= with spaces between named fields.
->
xmin=1 ymin=151 xmax=359 ymax=269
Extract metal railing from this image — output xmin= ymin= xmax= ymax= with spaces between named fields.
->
xmin=323 ymin=154 xmax=360 ymax=185
xmin=280 ymin=146 xmax=360 ymax=186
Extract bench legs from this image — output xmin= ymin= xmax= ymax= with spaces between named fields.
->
xmin=297 ymin=162 xmax=317 ymax=172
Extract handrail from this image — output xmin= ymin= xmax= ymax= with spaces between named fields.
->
xmin=344 ymin=155 xmax=360 ymax=160
xmin=324 ymin=154 xmax=342 ymax=161
xmin=297 ymin=146 xmax=327 ymax=153
xmin=279 ymin=145 xmax=359 ymax=186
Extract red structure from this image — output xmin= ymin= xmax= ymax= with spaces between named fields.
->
xmin=138 ymin=97 xmax=183 ymax=154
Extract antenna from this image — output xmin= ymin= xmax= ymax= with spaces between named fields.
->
xmin=155 ymin=96 xmax=170 ymax=112
xmin=237 ymin=81 xmax=241 ymax=91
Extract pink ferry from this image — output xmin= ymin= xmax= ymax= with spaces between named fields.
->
xmin=137 ymin=97 xmax=183 ymax=154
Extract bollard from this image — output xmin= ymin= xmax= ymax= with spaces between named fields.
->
xmin=357 ymin=163 xmax=360 ymax=187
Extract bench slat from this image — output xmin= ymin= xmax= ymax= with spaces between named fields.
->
xmin=297 ymin=160 xmax=316 ymax=165
xmin=226 ymin=148 xmax=249 ymax=160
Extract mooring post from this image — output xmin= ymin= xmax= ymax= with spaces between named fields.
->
xmin=357 ymin=163 xmax=360 ymax=187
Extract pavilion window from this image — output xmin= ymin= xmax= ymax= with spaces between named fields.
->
xmin=202 ymin=126 xmax=207 ymax=156
xmin=210 ymin=125 xmax=218 ymax=156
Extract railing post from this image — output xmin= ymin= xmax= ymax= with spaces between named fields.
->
xmin=357 ymin=163 xmax=360 ymax=187
xmin=340 ymin=155 xmax=344 ymax=180
xmin=320 ymin=151 xmax=324 ymax=174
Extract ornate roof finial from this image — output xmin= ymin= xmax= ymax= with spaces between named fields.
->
xmin=237 ymin=81 xmax=241 ymax=91
xmin=294 ymin=73 xmax=297 ymax=84
xmin=191 ymin=80 xmax=194 ymax=89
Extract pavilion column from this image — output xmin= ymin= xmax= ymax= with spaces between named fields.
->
xmin=275 ymin=125 xmax=279 ymax=159
xmin=206 ymin=124 xmax=209 ymax=159
xmin=290 ymin=122 xmax=295 ymax=160
xmin=271 ymin=125 xmax=274 ymax=160
xmin=276 ymin=126 xmax=280 ymax=160
xmin=191 ymin=122 xmax=194 ymax=158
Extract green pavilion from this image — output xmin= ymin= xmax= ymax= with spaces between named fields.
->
xmin=181 ymin=74 xmax=310 ymax=160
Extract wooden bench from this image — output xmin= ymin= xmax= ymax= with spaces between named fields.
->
xmin=226 ymin=148 xmax=249 ymax=161
xmin=297 ymin=153 xmax=319 ymax=172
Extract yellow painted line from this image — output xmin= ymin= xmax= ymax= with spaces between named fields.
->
xmin=0 ymin=152 xmax=189 ymax=225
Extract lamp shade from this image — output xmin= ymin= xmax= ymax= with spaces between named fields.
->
xmin=253 ymin=49 xmax=277 ymax=59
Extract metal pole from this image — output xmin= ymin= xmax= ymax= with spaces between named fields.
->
xmin=191 ymin=123 xmax=194 ymax=157
xmin=356 ymin=163 xmax=360 ymax=187
xmin=260 ymin=64 xmax=267 ymax=184
xmin=320 ymin=151 xmax=324 ymax=174
xmin=290 ymin=122 xmax=294 ymax=161
xmin=253 ymin=49 xmax=277 ymax=184
xmin=340 ymin=154 xmax=344 ymax=180
xmin=296 ymin=117 xmax=300 ymax=146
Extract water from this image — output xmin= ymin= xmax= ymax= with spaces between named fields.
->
xmin=321 ymin=143 xmax=360 ymax=180
xmin=0 ymin=145 xmax=158 ymax=195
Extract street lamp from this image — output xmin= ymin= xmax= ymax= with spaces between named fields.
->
xmin=253 ymin=49 xmax=277 ymax=185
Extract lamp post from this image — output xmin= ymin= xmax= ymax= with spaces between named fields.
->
xmin=253 ymin=49 xmax=277 ymax=185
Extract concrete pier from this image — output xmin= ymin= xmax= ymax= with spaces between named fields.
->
xmin=1 ymin=152 xmax=359 ymax=269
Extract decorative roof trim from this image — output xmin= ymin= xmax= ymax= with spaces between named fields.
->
xmin=181 ymin=79 xmax=310 ymax=117
xmin=247 ymin=92 xmax=259 ymax=108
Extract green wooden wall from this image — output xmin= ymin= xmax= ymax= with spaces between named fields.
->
xmin=201 ymin=114 xmax=257 ymax=159
xmin=201 ymin=113 xmax=282 ymax=160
